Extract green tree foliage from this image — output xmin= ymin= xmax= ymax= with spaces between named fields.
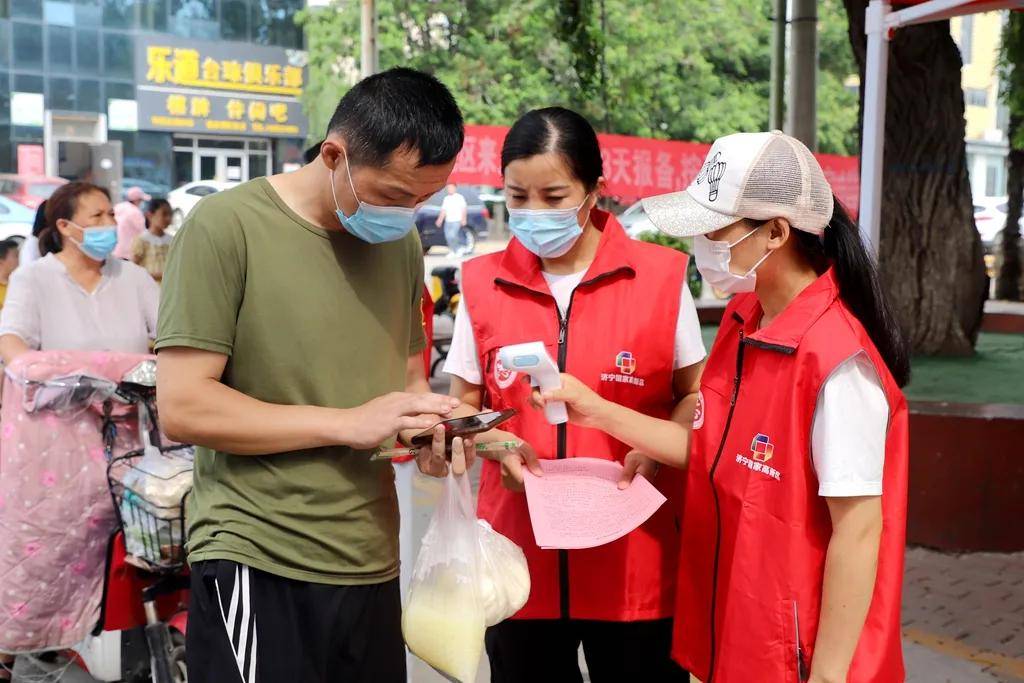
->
xmin=297 ymin=0 xmax=860 ymax=154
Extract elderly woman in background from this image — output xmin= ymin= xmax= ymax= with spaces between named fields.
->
xmin=0 ymin=181 xmax=159 ymax=365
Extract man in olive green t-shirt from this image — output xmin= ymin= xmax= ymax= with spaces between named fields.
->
xmin=156 ymin=68 xmax=469 ymax=683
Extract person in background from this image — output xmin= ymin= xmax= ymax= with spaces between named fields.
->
xmin=444 ymin=107 xmax=704 ymax=682
xmin=436 ymin=183 xmax=468 ymax=256
xmin=113 ymin=186 xmax=151 ymax=260
xmin=0 ymin=240 xmax=20 ymax=309
xmin=18 ymin=201 xmax=47 ymax=266
xmin=132 ymin=198 xmax=174 ymax=282
xmin=0 ymin=182 xmax=159 ymax=364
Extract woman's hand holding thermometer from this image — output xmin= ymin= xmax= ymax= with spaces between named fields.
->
xmin=531 ymin=372 xmax=611 ymax=430
xmin=498 ymin=342 xmax=568 ymax=425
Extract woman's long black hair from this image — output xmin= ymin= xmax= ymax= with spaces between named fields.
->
xmin=795 ymin=198 xmax=911 ymax=387
xmin=500 ymin=107 xmax=603 ymax=191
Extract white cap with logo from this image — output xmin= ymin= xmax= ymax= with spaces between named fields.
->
xmin=641 ymin=130 xmax=835 ymax=238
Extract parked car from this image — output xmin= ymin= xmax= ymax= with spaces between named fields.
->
xmin=415 ymin=185 xmax=490 ymax=255
xmin=168 ymin=180 xmax=238 ymax=229
xmin=0 ymin=174 xmax=67 ymax=210
xmin=617 ymin=200 xmax=660 ymax=239
xmin=121 ymin=177 xmax=172 ymax=201
xmin=974 ymin=196 xmax=1023 ymax=252
xmin=0 ymin=195 xmax=37 ymax=240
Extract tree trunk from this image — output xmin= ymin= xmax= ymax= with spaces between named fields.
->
xmin=844 ymin=0 xmax=987 ymax=355
xmin=995 ymin=114 xmax=1023 ymax=301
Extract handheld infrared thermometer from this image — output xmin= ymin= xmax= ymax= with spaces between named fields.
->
xmin=498 ymin=342 xmax=568 ymax=425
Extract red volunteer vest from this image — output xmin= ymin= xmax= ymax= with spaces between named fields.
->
xmin=462 ymin=209 xmax=688 ymax=621
xmin=673 ymin=269 xmax=908 ymax=683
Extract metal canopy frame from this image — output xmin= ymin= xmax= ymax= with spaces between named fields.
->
xmin=857 ymin=0 xmax=1022 ymax=255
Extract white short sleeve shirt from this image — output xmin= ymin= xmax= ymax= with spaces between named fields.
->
xmin=0 ymin=254 xmax=159 ymax=354
xmin=811 ymin=352 xmax=889 ymax=497
xmin=443 ymin=270 xmax=706 ymax=385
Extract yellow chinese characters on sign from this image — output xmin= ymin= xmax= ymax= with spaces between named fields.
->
xmin=144 ymin=45 xmax=302 ymax=96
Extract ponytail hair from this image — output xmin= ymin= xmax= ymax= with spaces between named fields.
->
xmin=794 ymin=197 xmax=911 ymax=387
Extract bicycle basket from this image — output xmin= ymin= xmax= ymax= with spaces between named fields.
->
xmin=108 ymin=446 xmax=194 ymax=571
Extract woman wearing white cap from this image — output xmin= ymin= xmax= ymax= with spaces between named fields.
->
xmin=536 ymin=131 xmax=910 ymax=682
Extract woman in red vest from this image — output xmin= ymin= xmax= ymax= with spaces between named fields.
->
xmin=443 ymin=107 xmax=706 ymax=682
xmin=541 ymin=131 xmax=911 ymax=682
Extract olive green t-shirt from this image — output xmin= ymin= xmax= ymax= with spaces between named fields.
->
xmin=156 ymin=177 xmax=425 ymax=585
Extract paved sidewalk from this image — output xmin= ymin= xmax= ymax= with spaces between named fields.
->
xmin=902 ymin=547 xmax=1024 ymax=683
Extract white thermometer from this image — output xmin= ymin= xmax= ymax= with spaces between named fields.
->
xmin=498 ymin=342 xmax=568 ymax=425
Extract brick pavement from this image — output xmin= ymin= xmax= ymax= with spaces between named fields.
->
xmin=902 ymin=547 xmax=1024 ymax=683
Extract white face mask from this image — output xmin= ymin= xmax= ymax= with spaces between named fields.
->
xmin=693 ymin=224 xmax=771 ymax=294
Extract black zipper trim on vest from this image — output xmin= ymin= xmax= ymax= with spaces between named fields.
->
xmin=706 ymin=330 xmax=747 ymax=683
xmin=556 ymin=299 xmax=572 ymax=620
xmin=743 ymin=338 xmax=797 ymax=355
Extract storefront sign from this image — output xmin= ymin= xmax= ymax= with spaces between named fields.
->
xmin=449 ymin=125 xmax=860 ymax=214
xmin=135 ymin=36 xmax=308 ymax=139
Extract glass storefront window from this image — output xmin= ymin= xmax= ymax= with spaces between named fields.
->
xmin=247 ymin=153 xmax=267 ymax=180
xmin=173 ymin=149 xmax=192 ymax=186
xmin=74 ymin=0 xmax=102 ymax=26
xmin=138 ymin=0 xmax=165 ymax=31
xmin=251 ymin=0 xmax=301 ymax=48
xmin=0 ymin=20 xmax=10 ymax=71
xmin=102 ymin=0 xmax=133 ymax=28
xmin=48 ymin=25 xmax=73 ymax=71
xmin=102 ymin=32 xmax=134 ymax=79
xmin=44 ymin=0 xmax=75 ymax=24
xmin=0 ymin=126 xmax=12 ymax=174
xmin=221 ymin=0 xmax=247 ymax=41
xmin=76 ymin=28 xmax=99 ymax=73
xmin=48 ymin=76 xmax=74 ymax=110
xmin=76 ymin=78 xmax=100 ymax=112
xmin=13 ymin=73 xmax=43 ymax=93
xmin=11 ymin=0 xmax=42 ymax=19
xmin=170 ymin=0 xmax=217 ymax=40
xmin=0 ymin=79 xmax=9 ymax=124
xmin=111 ymin=130 xmax=174 ymax=195
xmin=12 ymin=22 xmax=42 ymax=70
xmin=104 ymin=80 xmax=133 ymax=110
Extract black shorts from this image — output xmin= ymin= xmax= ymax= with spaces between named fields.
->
xmin=485 ymin=618 xmax=689 ymax=683
xmin=186 ymin=560 xmax=406 ymax=683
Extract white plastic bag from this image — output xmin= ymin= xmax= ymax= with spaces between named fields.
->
xmin=476 ymin=519 xmax=530 ymax=627
xmin=403 ymin=472 xmax=487 ymax=682
xmin=119 ymin=447 xmax=193 ymax=562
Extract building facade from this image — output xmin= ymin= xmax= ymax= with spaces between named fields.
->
xmin=0 ymin=0 xmax=308 ymax=195
xmin=953 ymin=10 xmax=1011 ymax=201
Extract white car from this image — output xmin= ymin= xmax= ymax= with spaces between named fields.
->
xmin=974 ymin=196 xmax=1023 ymax=249
xmin=168 ymin=180 xmax=238 ymax=230
xmin=617 ymin=200 xmax=660 ymax=240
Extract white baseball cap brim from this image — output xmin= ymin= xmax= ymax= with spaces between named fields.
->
xmin=641 ymin=189 xmax=742 ymax=238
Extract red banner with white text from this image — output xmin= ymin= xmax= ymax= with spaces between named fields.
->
xmin=450 ymin=125 xmax=860 ymax=217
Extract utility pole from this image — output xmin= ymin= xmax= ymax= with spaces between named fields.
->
xmin=769 ymin=0 xmax=786 ymax=130
xmin=786 ymin=0 xmax=817 ymax=149
xmin=360 ymin=0 xmax=378 ymax=79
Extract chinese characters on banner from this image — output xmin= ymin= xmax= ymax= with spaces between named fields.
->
xmin=450 ymin=125 xmax=860 ymax=216
xmin=134 ymin=37 xmax=308 ymax=139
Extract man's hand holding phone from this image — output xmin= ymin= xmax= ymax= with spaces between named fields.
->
xmin=340 ymin=392 xmax=460 ymax=450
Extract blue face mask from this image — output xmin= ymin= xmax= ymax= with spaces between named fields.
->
xmin=331 ymin=149 xmax=416 ymax=244
xmin=69 ymin=223 xmax=118 ymax=261
xmin=507 ymin=195 xmax=590 ymax=259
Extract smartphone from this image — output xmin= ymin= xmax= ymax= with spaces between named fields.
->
xmin=410 ymin=409 xmax=517 ymax=449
